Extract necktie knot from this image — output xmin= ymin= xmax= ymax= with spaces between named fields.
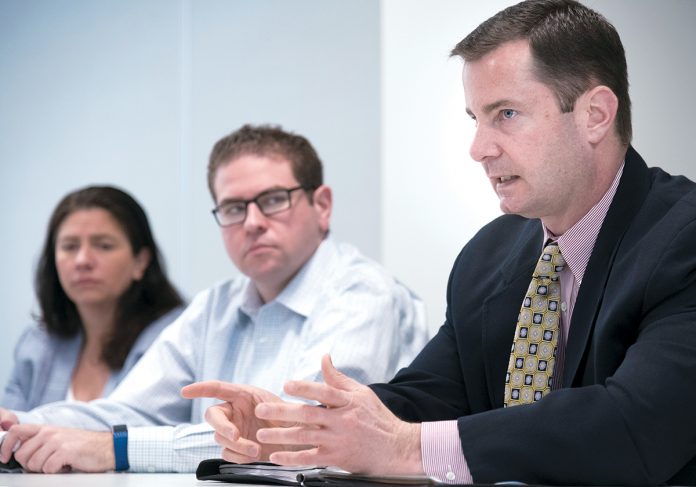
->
xmin=533 ymin=242 xmax=565 ymax=280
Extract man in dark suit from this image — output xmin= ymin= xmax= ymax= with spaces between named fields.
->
xmin=182 ymin=0 xmax=696 ymax=484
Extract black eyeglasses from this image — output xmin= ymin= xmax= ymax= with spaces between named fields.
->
xmin=212 ymin=186 xmax=309 ymax=227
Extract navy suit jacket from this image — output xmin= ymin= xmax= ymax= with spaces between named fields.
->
xmin=373 ymin=147 xmax=696 ymax=485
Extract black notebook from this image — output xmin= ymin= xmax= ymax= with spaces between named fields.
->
xmin=196 ymin=459 xmax=443 ymax=487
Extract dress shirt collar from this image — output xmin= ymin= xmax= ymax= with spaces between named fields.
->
xmin=544 ymin=162 xmax=624 ymax=285
xmin=240 ymin=282 xmax=264 ymax=317
xmin=239 ymin=237 xmax=336 ymax=319
xmin=275 ymin=237 xmax=336 ymax=317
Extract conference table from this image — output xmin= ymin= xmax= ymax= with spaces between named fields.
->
xmin=0 ymin=473 xmax=211 ymax=486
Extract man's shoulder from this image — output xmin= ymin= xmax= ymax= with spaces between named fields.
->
xmin=625 ymin=146 xmax=696 ymax=211
xmin=302 ymin=240 xmax=423 ymax=326
xmin=174 ymin=276 xmax=250 ymax=323
xmin=623 ymin=168 xmax=696 ymax=257
xmin=191 ymin=275 xmax=250 ymax=302
xmin=621 ymin=162 xmax=696 ymax=242
xmin=646 ymin=165 xmax=696 ymax=208
xmin=326 ymin=240 xmax=404 ymax=291
xmin=131 ymin=306 xmax=186 ymax=351
xmin=293 ymin=239 xmax=416 ymax=307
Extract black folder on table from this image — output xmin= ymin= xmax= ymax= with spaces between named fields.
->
xmin=196 ymin=459 xmax=445 ymax=487
xmin=0 ymin=459 xmax=21 ymax=473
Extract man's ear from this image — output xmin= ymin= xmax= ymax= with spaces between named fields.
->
xmin=311 ymin=185 xmax=332 ymax=235
xmin=581 ymin=85 xmax=619 ymax=144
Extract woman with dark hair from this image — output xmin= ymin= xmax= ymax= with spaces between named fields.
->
xmin=1 ymin=185 xmax=184 ymax=410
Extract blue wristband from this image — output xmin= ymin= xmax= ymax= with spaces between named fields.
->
xmin=112 ymin=424 xmax=129 ymax=471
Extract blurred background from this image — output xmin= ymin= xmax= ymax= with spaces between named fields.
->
xmin=2 ymin=0 xmax=695 ymax=387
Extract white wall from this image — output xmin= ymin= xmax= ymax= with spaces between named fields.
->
xmin=0 ymin=0 xmax=381 ymax=389
xmin=382 ymin=0 xmax=696 ymax=335
xmin=2 ymin=0 xmax=696 ymax=389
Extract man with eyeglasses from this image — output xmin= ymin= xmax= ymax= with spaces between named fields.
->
xmin=0 ymin=124 xmax=428 ymax=473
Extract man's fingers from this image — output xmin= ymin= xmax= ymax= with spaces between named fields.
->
xmin=204 ymin=405 xmax=240 ymax=441
xmin=42 ymin=452 xmax=71 ymax=474
xmin=23 ymin=445 xmax=51 ymax=473
xmin=256 ymin=401 xmax=332 ymax=426
xmin=0 ymin=424 xmax=39 ymax=462
xmin=213 ymin=432 xmax=261 ymax=460
xmin=321 ymin=354 xmax=360 ymax=392
xmin=0 ymin=409 xmax=19 ymax=431
xmin=268 ymin=447 xmax=321 ymax=467
xmin=282 ymin=354 xmax=360 ymax=407
xmin=7 ymin=424 xmax=40 ymax=441
xmin=27 ymin=445 xmax=72 ymax=474
xmin=256 ymin=425 xmax=324 ymax=447
xmin=283 ymin=380 xmax=351 ymax=408
xmin=222 ymin=447 xmax=263 ymax=464
xmin=0 ymin=435 xmax=14 ymax=463
xmin=13 ymin=433 xmax=46 ymax=472
xmin=181 ymin=380 xmax=247 ymax=400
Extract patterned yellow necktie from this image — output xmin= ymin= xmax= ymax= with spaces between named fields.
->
xmin=504 ymin=242 xmax=565 ymax=407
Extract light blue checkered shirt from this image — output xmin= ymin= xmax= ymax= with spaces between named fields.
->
xmin=17 ymin=238 xmax=428 ymax=472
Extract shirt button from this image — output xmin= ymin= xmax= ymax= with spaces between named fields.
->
xmin=446 ymin=471 xmax=456 ymax=481
xmin=561 ymin=302 xmax=567 ymax=312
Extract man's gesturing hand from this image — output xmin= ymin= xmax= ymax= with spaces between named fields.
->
xmin=255 ymin=354 xmax=423 ymax=475
xmin=181 ymin=380 xmax=298 ymax=463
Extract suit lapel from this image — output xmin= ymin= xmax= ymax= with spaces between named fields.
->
xmin=562 ymin=146 xmax=652 ymax=386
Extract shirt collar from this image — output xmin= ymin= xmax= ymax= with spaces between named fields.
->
xmin=239 ymin=237 xmax=336 ymax=319
xmin=544 ymin=162 xmax=624 ymax=284
xmin=240 ymin=280 xmax=264 ymax=318
xmin=275 ymin=237 xmax=336 ymax=317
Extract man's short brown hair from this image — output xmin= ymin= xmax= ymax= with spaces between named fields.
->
xmin=451 ymin=0 xmax=632 ymax=146
xmin=208 ymin=124 xmax=323 ymax=201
